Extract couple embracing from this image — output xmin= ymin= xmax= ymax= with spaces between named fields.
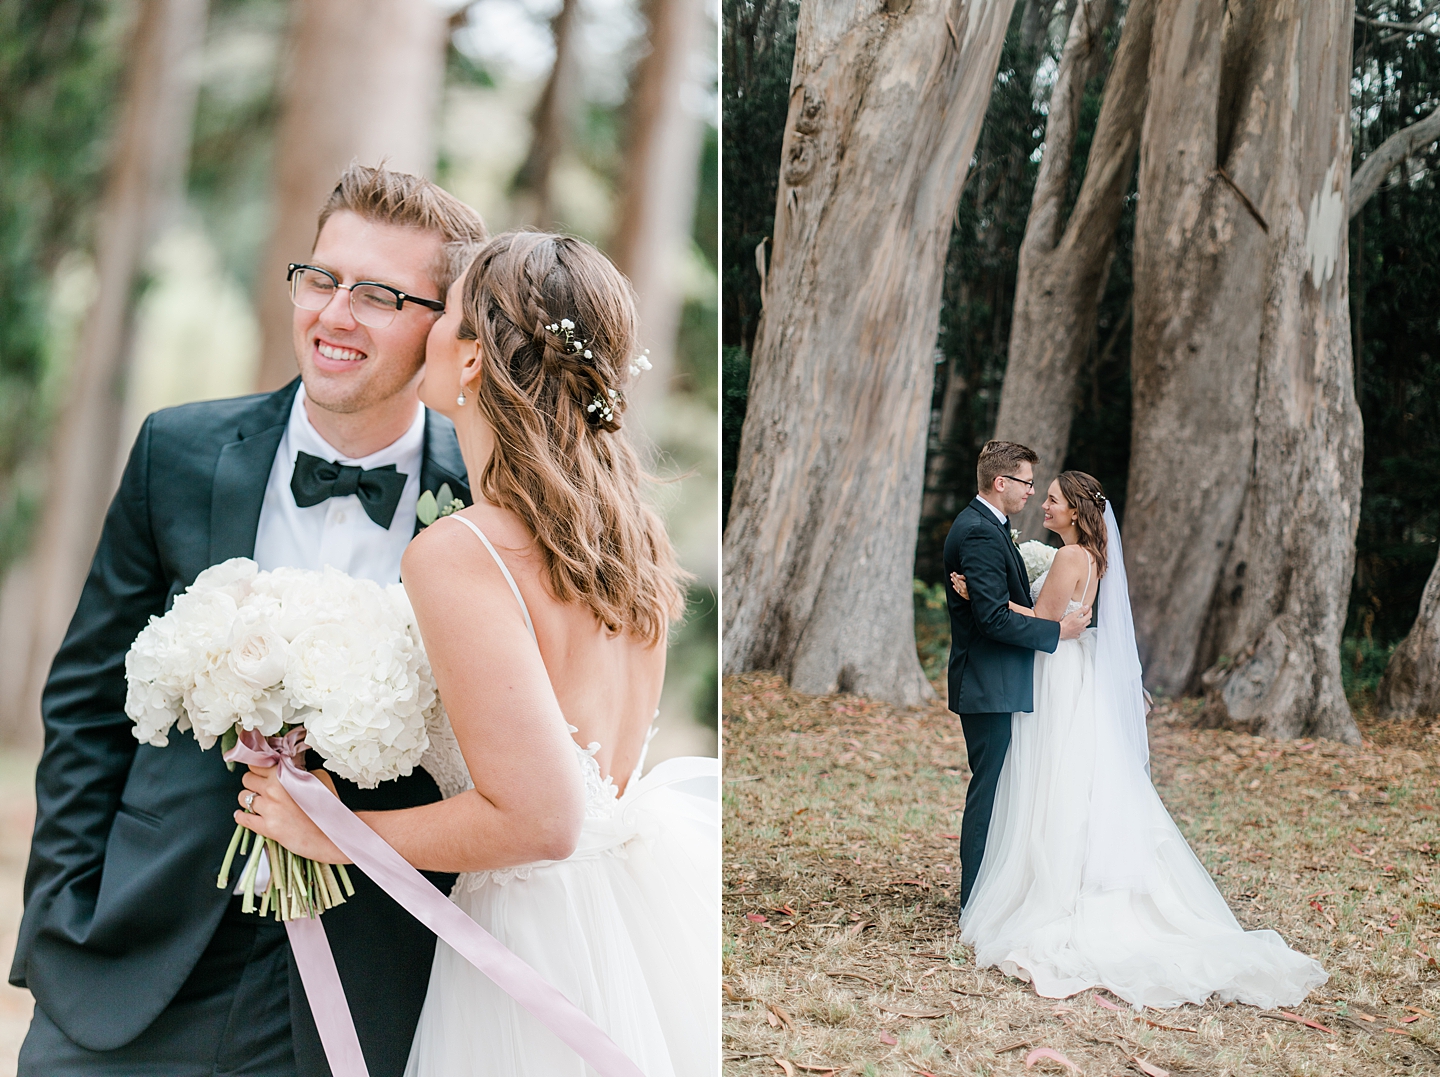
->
xmin=11 ymin=165 xmax=716 ymax=1076
xmin=942 ymin=440 xmax=1326 ymax=1009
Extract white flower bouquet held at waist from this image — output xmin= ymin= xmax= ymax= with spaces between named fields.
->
xmin=1019 ymin=540 xmax=1056 ymax=585
xmin=124 ymin=558 xmax=439 ymax=919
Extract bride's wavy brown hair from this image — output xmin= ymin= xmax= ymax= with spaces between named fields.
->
xmin=1055 ymin=470 xmax=1109 ymax=579
xmin=456 ymin=231 xmax=688 ymax=644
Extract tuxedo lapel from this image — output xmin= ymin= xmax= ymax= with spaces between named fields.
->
xmin=970 ymin=497 xmax=1028 ymax=601
xmin=208 ymin=381 xmax=298 ymax=564
xmin=414 ymin=409 xmax=472 ymax=537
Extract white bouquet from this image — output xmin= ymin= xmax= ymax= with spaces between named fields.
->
xmin=1018 ymin=540 xmax=1057 ymax=585
xmin=124 ymin=558 xmax=438 ymax=919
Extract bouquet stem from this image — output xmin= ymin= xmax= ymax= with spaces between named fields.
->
xmin=217 ymin=824 xmax=350 ymax=921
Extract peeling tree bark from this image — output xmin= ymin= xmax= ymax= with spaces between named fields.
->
xmin=723 ymin=0 xmax=1018 ymax=705
xmin=993 ymin=0 xmax=1153 ymax=540
xmin=254 ymin=0 xmax=447 ymax=391
xmin=1376 ymin=549 xmax=1440 ymax=718
xmin=1127 ymin=0 xmax=1362 ymax=743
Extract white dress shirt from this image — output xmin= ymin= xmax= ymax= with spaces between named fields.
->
xmin=978 ymin=495 xmax=1010 ymax=526
xmin=253 ymin=385 xmax=425 ymax=585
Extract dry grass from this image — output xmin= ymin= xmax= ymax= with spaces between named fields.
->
xmin=722 ymin=671 xmax=1440 ymax=1076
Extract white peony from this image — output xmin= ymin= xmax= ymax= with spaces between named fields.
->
xmin=124 ymin=559 xmax=435 ymax=785
xmin=1019 ymin=540 xmax=1057 ymax=585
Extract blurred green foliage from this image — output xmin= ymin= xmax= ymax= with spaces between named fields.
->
xmin=0 ymin=0 xmax=128 ymax=574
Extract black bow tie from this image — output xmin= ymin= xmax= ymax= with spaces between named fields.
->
xmin=290 ymin=451 xmax=408 ymax=529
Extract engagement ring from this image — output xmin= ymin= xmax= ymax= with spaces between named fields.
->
xmin=243 ymin=792 xmax=257 ymax=813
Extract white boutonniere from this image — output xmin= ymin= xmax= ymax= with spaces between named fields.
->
xmin=416 ymin=483 xmax=464 ymax=527
xmin=1010 ymin=528 xmax=1022 ymax=548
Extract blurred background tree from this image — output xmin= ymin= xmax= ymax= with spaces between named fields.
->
xmin=722 ymin=0 xmax=1440 ymax=719
xmin=0 ymin=0 xmax=720 ymax=755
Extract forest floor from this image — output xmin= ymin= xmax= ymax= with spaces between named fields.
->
xmin=722 ymin=671 xmax=1440 ymax=1077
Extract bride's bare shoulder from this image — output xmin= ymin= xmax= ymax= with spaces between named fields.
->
xmin=1049 ymin=544 xmax=1090 ymax=573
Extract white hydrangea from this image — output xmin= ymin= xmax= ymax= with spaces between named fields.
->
xmin=123 ymin=559 xmax=435 ymax=786
xmin=1019 ymin=540 xmax=1057 ymax=585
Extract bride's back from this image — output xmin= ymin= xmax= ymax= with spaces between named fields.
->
xmin=451 ymin=501 xmax=666 ymax=791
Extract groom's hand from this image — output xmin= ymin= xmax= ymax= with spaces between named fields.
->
xmin=1059 ymin=605 xmax=1092 ymax=640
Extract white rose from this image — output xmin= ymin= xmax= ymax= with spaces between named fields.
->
xmin=226 ymin=608 xmax=289 ymax=691
xmin=189 ymin=557 xmax=258 ymax=604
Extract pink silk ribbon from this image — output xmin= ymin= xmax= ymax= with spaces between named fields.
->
xmin=226 ymin=728 xmax=646 ymax=1077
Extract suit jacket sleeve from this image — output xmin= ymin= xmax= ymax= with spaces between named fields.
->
xmin=12 ymin=416 xmax=168 ymax=983
xmin=961 ymin=526 xmax=1061 ymax=654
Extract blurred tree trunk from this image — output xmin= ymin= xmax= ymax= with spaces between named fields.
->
xmin=610 ymin=0 xmax=708 ymax=423
xmin=1376 ymin=548 xmax=1440 ymax=718
xmin=1349 ymin=106 xmax=1440 ymax=217
xmin=510 ymin=0 xmax=582 ymax=230
xmin=723 ymin=0 xmax=1018 ymax=705
xmin=9 ymin=0 xmax=208 ymax=741
xmin=254 ymin=0 xmax=447 ymax=392
xmin=993 ymin=0 xmax=1151 ymax=540
xmin=1127 ymin=0 xmax=1361 ymax=743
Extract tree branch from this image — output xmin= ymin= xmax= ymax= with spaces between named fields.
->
xmin=1354 ymin=12 xmax=1440 ymax=38
xmin=1350 ymin=107 xmax=1440 ymax=216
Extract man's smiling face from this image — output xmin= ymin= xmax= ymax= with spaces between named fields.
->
xmin=292 ymin=210 xmax=445 ymax=417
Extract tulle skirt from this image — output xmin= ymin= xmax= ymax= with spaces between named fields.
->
xmin=960 ymin=634 xmax=1327 ymax=1009
xmin=404 ymin=770 xmax=719 ymax=1076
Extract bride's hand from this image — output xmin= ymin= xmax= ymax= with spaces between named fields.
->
xmin=950 ymin=572 xmax=969 ymax=600
xmin=236 ymin=764 xmax=351 ymax=864
xmin=1008 ymin=600 xmax=1034 ymax=616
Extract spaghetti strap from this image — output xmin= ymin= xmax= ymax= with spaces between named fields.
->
xmin=443 ymin=515 xmax=537 ymax=641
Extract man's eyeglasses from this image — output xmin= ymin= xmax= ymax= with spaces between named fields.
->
xmin=1001 ymin=475 xmax=1035 ymax=491
xmin=288 ymin=264 xmax=445 ymax=328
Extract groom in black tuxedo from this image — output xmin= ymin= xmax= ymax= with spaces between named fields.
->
xmin=10 ymin=166 xmax=485 ymax=1076
xmin=943 ymin=440 xmax=1090 ymax=908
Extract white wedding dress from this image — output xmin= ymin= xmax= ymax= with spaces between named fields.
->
xmin=960 ymin=506 xmax=1327 ymax=1009
xmin=404 ymin=515 xmax=719 ymax=1076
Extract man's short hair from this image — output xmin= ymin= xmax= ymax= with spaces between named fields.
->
xmin=315 ymin=163 xmax=488 ymax=294
xmin=977 ymin=440 xmax=1039 ymax=493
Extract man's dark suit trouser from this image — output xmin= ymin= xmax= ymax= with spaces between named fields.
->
xmin=958 ymin=710 xmax=1013 ymax=909
xmin=18 ymin=900 xmax=297 ymax=1077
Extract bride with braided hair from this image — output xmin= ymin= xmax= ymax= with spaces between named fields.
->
xmin=243 ymin=231 xmax=717 ymax=1076
xmin=950 ymin=470 xmax=1326 ymax=1009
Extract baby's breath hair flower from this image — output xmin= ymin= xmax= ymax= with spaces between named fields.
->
xmin=586 ymin=388 xmax=620 ymax=424
xmin=629 ymin=350 xmax=652 ymax=377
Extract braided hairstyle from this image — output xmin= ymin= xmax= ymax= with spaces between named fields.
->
xmin=456 ymin=231 xmax=687 ymax=644
xmin=1055 ymin=470 xmax=1109 ymax=579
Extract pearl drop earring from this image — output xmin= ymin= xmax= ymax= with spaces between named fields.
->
xmin=456 ymin=388 xmax=466 ymax=406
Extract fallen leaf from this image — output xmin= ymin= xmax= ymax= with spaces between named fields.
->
xmin=1024 ymin=1047 xmax=1079 ymax=1072
xmin=1131 ymin=1057 xmax=1170 ymax=1077
xmin=1405 ymin=1006 xmax=1434 ymax=1016
xmin=848 ymin=920 xmax=872 ymax=936
xmin=747 ymin=913 xmax=768 ymax=923
xmin=879 ymin=1031 xmax=898 ymax=1045
xmin=877 ymin=1003 xmax=947 ymax=1018
xmin=1402 ymin=1015 xmax=1422 ymax=1024
xmin=770 ymin=1005 xmax=795 ymax=1030
xmin=773 ymin=1059 xmax=796 ymax=1077
xmin=765 ymin=1008 xmax=780 ymax=1028
xmin=1143 ymin=1018 xmax=1199 ymax=1034
xmin=1260 ymin=1011 xmax=1334 ymax=1034
xmin=1092 ymin=992 xmax=1122 ymax=1011
xmin=942 ymin=833 xmax=960 ymax=839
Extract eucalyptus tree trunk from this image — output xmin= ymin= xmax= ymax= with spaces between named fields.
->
xmin=723 ymin=0 xmax=1018 ymax=705
xmin=610 ymin=0 xmax=708 ymax=424
xmin=1376 ymin=549 xmax=1440 ymax=718
xmin=13 ymin=0 xmax=208 ymax=740
xmin=254 ymin=0 xmax=447 ymax=391
xmin=1127 ymin=0 xmax=1361 ymax=743
xmin=510 ymin=0 xmax=582 ymax=230
xmin=993 ymin=0 xmax=1152 ymax=540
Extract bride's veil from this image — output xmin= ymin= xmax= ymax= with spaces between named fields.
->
xmin=1083 ymin=501 xmax=1160 ymax=893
